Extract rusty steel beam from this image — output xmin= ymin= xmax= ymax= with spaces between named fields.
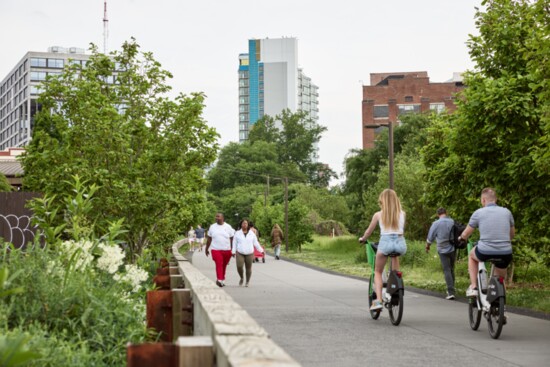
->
xmin=127 ymin=342 xmax=176 ymax=367
xmin=146 ymin=290 xmax=173 ymax=342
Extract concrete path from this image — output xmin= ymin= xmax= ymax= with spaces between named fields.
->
xmin=191 ymin=251 xmax=550 ymax=367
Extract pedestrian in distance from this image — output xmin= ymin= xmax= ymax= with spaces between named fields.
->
xmin=458 ymin=188 xmax=515 ymax=299
xmin=359 ymin=189 xmax=407 ymax=311
xmin=205 ymin=212 xmax=235 ymax=287
xmin=271 ymin=224 xmax=284 ymax=260
xmin=195 ymin=224 xmax=205 ymax=252
xmin=426 ymin=207 xmax=457 ymax=300
xmin=187 ymin=226 xmax=196 ymax=251
xmin=232 ymin=218 xmax=264 ymax=287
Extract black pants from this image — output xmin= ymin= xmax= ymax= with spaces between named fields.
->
xmin=439 ymin=251 xmax=456 ymax=295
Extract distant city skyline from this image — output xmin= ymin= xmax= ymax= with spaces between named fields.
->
xmin=0 ymin=0 xmax=482 ymax=183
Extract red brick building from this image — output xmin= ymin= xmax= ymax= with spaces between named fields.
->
xmin=362 ymin=71 xmax=464 ymax=149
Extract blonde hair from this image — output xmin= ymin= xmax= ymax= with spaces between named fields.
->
xmin=378 ymin=189 xmax=403 ymax=231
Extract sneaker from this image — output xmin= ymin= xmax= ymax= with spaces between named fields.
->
xmin=239 ymin=278 xmax=243 ymax=286
xmin=216 ymin=280 xmax=223 ymax=288
xmin=370 ymin=300 xmax=383 ymax=311
xmin=276 ymin=256 xmax=280 ymax=260
xmin=501 ymin=314 xmax=508 ymax=325
xmin=245 ymin=283 xmax=249 ymax=287
xmin=466 ymin=286 xmax=478 ymax=298
xmin=445 ymin=294 xmax=455 ymax=300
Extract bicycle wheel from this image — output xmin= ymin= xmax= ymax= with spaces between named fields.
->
xmin=468 ymin=298 xmax=482 ymax=330
xmin=368 ymin=275 xmax=380 ymax=320
xmin=388 ymin=289 xmax=404 ymax=326
xmin=487 ymin=297 xmax=505 ymax=339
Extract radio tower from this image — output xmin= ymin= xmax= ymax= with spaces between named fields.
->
xmin=103 ymin=0 xmax=109 ymax=54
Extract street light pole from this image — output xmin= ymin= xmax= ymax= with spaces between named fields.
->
xmin=388 ymin=121 xmax=394 ymax=190
xmin=364 ymin=122 xmax=394 ymax=190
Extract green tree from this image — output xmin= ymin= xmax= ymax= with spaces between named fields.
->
xmin=0 ymin=175 xmax=11 ymax=192
xmin=290 ymin=184 xmax=350 ymax=226
xmin=21 ymin=40 xmax=218 ymax=257
xmin=249 ymin=109 xmax=331 ymax=184
xmin=343 ymin=113 xmax=433 ymax=232
xmin=422 ymin=0 xmax=550 ymax=266
xmin=207 ymin=141 xmax=305 ymax=195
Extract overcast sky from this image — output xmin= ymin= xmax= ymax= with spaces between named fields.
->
xmin=0 ymin=0 xmax=482 ymax=181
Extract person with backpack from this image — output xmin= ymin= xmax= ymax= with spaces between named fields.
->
xmin=426 ymin=207 xmax=458 ymax=300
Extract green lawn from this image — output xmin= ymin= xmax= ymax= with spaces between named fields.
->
xmin=283 ymin=235 xmax=550 ymax=314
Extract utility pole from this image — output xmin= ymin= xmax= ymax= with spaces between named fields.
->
xmin=284 ymin=177 xmax=289 ymax=253
xmin=103 ymin=0 xmax=109 ymax=54
xmin=265 ymin=175 xmax=270 ymax=207
xmin=388 ymin=121 xmax=394 ymax=190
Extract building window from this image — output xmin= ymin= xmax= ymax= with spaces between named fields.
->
xmin=239 ymin=71 xmax=248 ymax=79
xmin=374 ymin=105 xmax=389 ymax=118
xmin=429 ymin=103 xmax=446 ymax=114
xmin=47 ymin=59 xmax=64 ymax=68
xmin=404 ymin=96 xmax=413 ymax=102
xmin=398 ymin=104 xmax=420 ymax=115
xmin=239 ymin=97 xmax=249 ymax=104
xmin=239 ymin=123 xmax=248 ymax=131
xmin=239 ymin=88 xmax=248 ymax=96
xmin=30 ymin=71 xmax=47 ymax=81
xmin=30 ymin=86 xmax=42 ymax=95
xmin=239 ymin=114 xmax=248 ymax=122
xmin=30 ymin=58 xmax=47 ymax=67
xmin=239 ymin=131 xmax=248 ymax=141
xmin=239 ymin=105 xmax=249 ymax=112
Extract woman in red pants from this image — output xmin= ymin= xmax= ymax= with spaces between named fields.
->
xmin=205 ymin=212 xmax=235 ymax=287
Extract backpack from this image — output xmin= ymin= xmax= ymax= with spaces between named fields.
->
xmin=449 ymin=221 xmax=467 ymax=249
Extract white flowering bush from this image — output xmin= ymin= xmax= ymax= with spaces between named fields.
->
xmin=96 ymin=243 xmax=125 ymax=274
xmin=114 ymin=264 xmax=149 ymax=292
xmin=59 ymin=240 xmax=95 ymax=270
xmin=57 ymin=239 xmax=148 ymax=293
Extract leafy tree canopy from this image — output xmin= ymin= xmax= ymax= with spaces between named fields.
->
xmin=342 ymin=113 xmax=433 ymax=232
xmin=0 ymin=175 xmax=11 ymax=192
xmin=21 ymin=40 xmax=219 ymax=256
xmin=422 ymin=0 xmax=550 ymax=253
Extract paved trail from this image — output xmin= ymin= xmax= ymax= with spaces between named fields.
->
xmin=191 ymin=251 xmax=549 ymax=367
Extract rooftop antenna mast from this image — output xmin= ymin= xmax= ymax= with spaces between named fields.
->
xmin=103 ymin=0 xmax=109 ymax=54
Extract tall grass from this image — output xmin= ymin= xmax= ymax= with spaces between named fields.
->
xmin=285 ymin=235 xmax=550 ymax=313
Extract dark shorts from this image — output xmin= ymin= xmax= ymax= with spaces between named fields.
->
xmin=475 ymin=247 xmax=512 ymax=269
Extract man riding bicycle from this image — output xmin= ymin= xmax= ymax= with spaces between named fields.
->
xmin=458 ymin=188 xmax=515 ymax=298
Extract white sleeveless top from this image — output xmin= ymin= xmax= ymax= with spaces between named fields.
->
xmin=379 ymin=211 xmax=405 ymax=235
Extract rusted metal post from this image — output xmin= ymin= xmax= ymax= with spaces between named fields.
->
xmin=146 ymin=290 xmax=173 ymax=342
xmin=127 ymin=342 xmax=176 ymax=367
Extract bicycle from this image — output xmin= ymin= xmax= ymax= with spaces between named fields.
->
xmin=364 ymin=240 xmax=404 ymax=325
xmin=467 ymin=241 xmax=507 ymax=339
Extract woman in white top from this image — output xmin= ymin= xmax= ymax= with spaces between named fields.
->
xmin=232 ymin=219 xmax=264 ymax=287
xmin=359 ymin=189 xmax=407 ymax=311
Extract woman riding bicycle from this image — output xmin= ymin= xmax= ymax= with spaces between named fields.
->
xmin=359 ymin=189 xmax=407 ymax=311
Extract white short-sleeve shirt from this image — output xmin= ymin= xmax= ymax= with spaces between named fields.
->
xmin=207 ymin=222 xmax=235 ymax=250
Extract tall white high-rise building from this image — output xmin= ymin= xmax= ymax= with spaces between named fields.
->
xmin=238 ymin=37 xmax=319 ymax=142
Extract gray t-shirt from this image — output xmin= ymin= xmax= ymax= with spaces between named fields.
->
xmin=469 ymin=203 xmax=514 ymax=255
xmin=426 ymin=217 xmax=455 ymax=254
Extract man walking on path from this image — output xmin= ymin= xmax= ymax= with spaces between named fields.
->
xmin=205 ymin=213 xmax=235 ymax=287
xmin=195 ymin=224 xmax=205 ymax=252
xmin=426 ymin=207 xmax=456 ymax=300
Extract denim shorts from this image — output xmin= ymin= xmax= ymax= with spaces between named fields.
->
xmin=378 ymin=234 xmax=407 ymax=256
